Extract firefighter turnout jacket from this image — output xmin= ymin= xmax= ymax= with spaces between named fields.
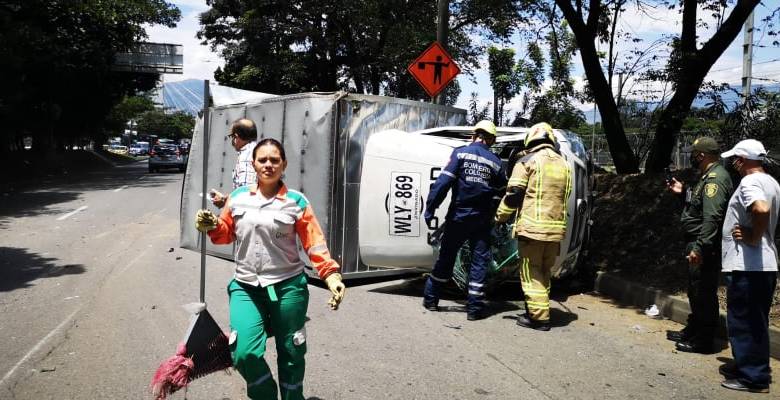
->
xmin=425 ymin=142 xmax=506 ymax=223
xmin=680 ymin=162 xmax=733 ymax=254
xmin=496 ymin=144 xmax=571 ymax=241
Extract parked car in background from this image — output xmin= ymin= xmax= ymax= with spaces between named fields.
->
xmin=178 ymin=142 xmax=190 ymax=155
xmin=128 ymin=144 xmax=146 ymax=156
xmin=108 ymin=144 xmax=128 ymax=155
xmin=148 ymin=144 xmax=186 ymax=173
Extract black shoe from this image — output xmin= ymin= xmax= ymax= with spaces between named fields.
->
xmin=721 ymin=379 xmax=769 ymax=393
xmin=666 ymin=327 xmax=694 ymax=342
xmin=467 ymin=311 xmax=486 ymax=321
xmin=719 ymin=364 xmax=773 ymax=383
xmin=675 ymin=339 xmax=714 ymax=354
xmin=719 ymin=364 xmax=740 ymax=380
xmin=515 ymin=314 xmax=550 ymax=331
xmin=422 ymin=300 xmax=438 ymax=312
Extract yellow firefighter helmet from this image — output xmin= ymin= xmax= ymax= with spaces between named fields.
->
xmin=524 ymin=122 xmax=556 ymax=147
xmin=472 ymin=120 xmax=497 ymax=137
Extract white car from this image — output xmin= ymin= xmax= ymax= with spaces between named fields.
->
xmin=358 ymin=126 xmax=593 ymax=280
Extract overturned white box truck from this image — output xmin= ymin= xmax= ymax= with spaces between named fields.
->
xmin=180 ymin=91 xmax=592 ymax=281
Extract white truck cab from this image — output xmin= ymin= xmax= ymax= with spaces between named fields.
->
xmin=358 ymin=126 xmax=592 ymax=279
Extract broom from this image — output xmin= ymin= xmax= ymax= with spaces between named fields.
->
xmin=150 ymin=307 xmax=233 ymax=399
xmin=150 ymin=81 xmax=233 ymax=399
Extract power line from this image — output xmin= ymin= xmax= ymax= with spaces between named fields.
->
xmin=753 ymin=77 xmax=780 ymax=83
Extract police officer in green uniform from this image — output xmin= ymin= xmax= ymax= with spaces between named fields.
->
xmin=666 ymin=137 xmax=733 ymax=353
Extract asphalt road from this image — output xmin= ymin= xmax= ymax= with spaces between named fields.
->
xmin=0 ymin=161 xmax=777 ymax=399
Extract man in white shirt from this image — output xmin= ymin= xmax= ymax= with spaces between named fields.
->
xmin=719 ymin=139 xmax=779 ymax=394
xmin=210 ymin=119 xmax=258 ymax=207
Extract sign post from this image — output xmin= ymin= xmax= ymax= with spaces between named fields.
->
xmin=407 ymin=41 xmax=460 ymax=101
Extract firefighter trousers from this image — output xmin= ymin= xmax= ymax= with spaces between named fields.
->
xmin=518 ymin=238 xmax=559 ymax=322
xmin=227 ymin=273 xmax=308 ymax=400
xmin=424 ymin=219 xmax=492 ymax=314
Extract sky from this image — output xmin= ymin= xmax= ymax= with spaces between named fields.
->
xmin=147 ymin=1 xmax=780 ymax=118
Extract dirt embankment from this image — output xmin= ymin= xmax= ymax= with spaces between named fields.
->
xmin=587 ymin=172 xmax=780 ymax=327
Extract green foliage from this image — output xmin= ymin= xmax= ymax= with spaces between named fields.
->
xmin=467 ymin=92 xmax=492 ymax=125
xmin=0 ymin=0 xmax=181 ymax=152
xmin=104 ymin=96 xmax=156 ymax=136
xmin=487 ymin=46 xmax=519 ymax=123
xmin=136 ymin=110 xmax=195 ymax=139
xmin=720 ymin=89 xmax=780 ymax=151
xmin=198 ymin=0 xmax=523 ymax=103
xmin=529 ymin=93 xmax=585 ymax=129
xmin=527 ymin=18 xmax=582 ymax=129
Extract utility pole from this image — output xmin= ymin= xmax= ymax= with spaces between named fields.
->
xmin=741 ymin=11 xmax=755 ymax=102
xmin=435 ymin=0 xmax=449 ymax=105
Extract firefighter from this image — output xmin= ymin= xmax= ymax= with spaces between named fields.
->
xmin=423 ymin=120 xmax=506 ymax=321
xmin=495 ymin=122 xmax=571 ymax=331
xmin=666 ymin=136 xmax=733 ymax=353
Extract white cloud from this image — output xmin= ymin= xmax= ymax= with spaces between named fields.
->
xmin=145 ymin=1 xmax=223 ymax=82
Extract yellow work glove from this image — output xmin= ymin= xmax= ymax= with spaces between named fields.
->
xmin=195 ymin=209 xmax=218 ymax=233
xmin=324 ymin=273 xmax=346 ymax=310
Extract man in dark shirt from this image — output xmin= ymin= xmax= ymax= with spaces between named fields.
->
xmin=666 ymin=137 xmax=733 ymax=353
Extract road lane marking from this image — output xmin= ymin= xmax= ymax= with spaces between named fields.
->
xmin=56 ymin=206 xmax=88 ymax=221
xmin=113 ymin=185 xmax=128 ymax=193
xmin=0 ymin=308 xmax=80 ymax=387
xmin=116 ymin=249 xmax=148 ymax=276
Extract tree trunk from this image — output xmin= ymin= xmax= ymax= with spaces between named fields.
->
xmin=645 ymin=0 xmax=760 ymax=172
xmin=578 ymin=31 xmax=639 ymax=173
xmin=556 ymin=0 xmax=639 ymax=173
xmin=646 ymin=69 xmax=705 ymax=171
xmin=493 ymin=93 xmax=498 ymax=123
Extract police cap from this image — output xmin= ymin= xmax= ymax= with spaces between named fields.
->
xmin=687 ymin=137 xmax=720 ymax=155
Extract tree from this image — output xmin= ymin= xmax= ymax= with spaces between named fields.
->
xmin=467 ymin=92 xmax=493 ymax=125
xmin=0 ymin=0 xmax=180 ymax=152
xmin=644 ymin=0 xmax=765 ymax=172
xmin=198 ymin=0 xmax=525 ymax=103
xmin=487 ymin=47 xmax=519 ymax=124
xmin=528 ymin=18 xmax=584 ymax=129
xmin=104 ymin=95 xmax=156 ymax=136
xmin=552 ymin=0 xmax=640 ymax=172
xmin=136 ymin=110 xmax=195 ymax=139
xmin=552 ymin=0 xmax=774 ymax=172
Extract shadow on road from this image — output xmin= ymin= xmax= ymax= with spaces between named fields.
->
xmin=0 ymin=191 xmax=82 ymax=229
xmin=0 ymin=246 xmax=86 ymax=292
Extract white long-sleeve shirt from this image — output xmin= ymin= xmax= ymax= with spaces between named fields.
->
xmin=232 ymin=140 xmax=257 ymax=189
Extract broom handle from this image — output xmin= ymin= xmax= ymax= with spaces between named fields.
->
xmin=199 ymin=80 xmax=210 ymax=304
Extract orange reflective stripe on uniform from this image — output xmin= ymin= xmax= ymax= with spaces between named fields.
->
xmin=208 ymin=197 xmax=237 ymax=244
xmin=295 ymin=204 xmax=339 ymax=279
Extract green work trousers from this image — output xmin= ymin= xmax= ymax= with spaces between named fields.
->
xmin=518 ymin=238 xmax=560 ymax=322
xmin=227 ymin=273 xmax=309 ymax=400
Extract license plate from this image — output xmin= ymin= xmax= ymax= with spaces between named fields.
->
xmin=388 ymin=172 xmax=421 ymax=237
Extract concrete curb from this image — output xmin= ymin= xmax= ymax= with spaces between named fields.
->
xmin=593 ymin=270 xmax=780 ymax=360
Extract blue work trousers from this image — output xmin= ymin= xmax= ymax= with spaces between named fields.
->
xmin=725 ymin=271 xmax=777 ymax=389
xmin=424 ymin=219 xmax=492 ymax=314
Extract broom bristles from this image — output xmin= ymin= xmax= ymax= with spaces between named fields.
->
xmin=150 ymin=343 xmax=194 ymax=400
xmin=151 ymin=310 xmax=233 ymax=399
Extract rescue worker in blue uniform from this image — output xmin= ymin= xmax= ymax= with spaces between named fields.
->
xmin=423 ymin=120 xmax=506 ymax=320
